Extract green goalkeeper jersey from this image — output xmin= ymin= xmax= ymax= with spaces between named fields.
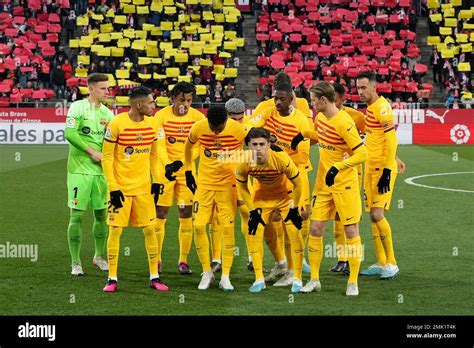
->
xmin=65 ymin=99 xmax=115 ymax=175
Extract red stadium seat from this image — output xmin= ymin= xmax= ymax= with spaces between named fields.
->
xmin=32 ymin=90 xmax=47 ymax=99
xmin=48 ymin=14 xmax=60 ymax=23
xmin=414 ymin=64 xmax=428 ymax=74
xmin=256 ymin=33 xmax=269 ymax=41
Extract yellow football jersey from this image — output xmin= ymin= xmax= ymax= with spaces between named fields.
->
xmin=314 ymin=110 xmax=366 ymax=193
xmin=187 ymin=118 xmax=247 ymax=189
xmin=343 ymin=106 xmax=366 ymax=134
xmin=236 ymin=149 xmax=298 ymax=201
xmin=365 ymin=96 xmax=398 ymax=173
xmin=102 ymin=112 xmax=159 ymax=196
xmin=254 ymin=97 xmax=312 ymax=120
xmin=154 ymin=106 xmax=205 ymax=165
xmin=250 ymin=106 xmax=311 ymax=166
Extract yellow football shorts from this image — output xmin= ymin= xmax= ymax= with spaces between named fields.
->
xmin=193 ymin=186 xmax=237 ymax=227
xmin=107 ymin=193 xmax=156 ymax=227
xmin=311 ymin=190 xmax=362 ymax=225
xmin=364 ymin=170 xmax=397 ymax=212
xmin=156 ymin=171 xmax=194 ymax=207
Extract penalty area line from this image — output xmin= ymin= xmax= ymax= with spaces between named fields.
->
xmin=404 ymin=172 xmax=474 ymax=193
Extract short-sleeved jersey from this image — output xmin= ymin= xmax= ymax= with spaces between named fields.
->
xmin=65 ymin=99 xmax=114 ymax=175
xmin=104 ymin=112 xmax=158 ymax=196
xmin=343 ymin=106 xmax=366 ymax=134
xmin=250 ymin=106 xmax=311 ymax=166
xmin=236 ymin=150 xmax=299 ymax=200
xmin=154 ymin=106 xmax=205 ymax=165
xmin=365 ymin=96 xmax=398 ymax=172
xmin=314 ymin=110 xmax=365 ymax=193
xmin=188 ymin=118 xmax=247 ymax=190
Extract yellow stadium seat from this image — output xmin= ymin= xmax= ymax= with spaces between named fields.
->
xmin=219 ymin=52 xmax=232 ymax=58
xmin=166 ymin=68 xmax=180 ymax=77
xmin=136 ymin=6 xmax=149 ymax=14
xmin=106 ymin=9 xmax=115 ymax=17
xmin=98 ymin=33 xmax=111 ymax=42
xmin=224 ymin=41 xmax=237 ymax=50
xmin=178 ymin=75 xmax=191 ymax=83
xmin=181 ymin=41 xmax=193 ymax=49
xmin=79 ymin=41 xmax=92 ymax=48
xmin=147 ymin=46 xmax=159 ymax=57
xmin=236 ymin=38 xmax=245 ymax=47
xmin=203 ymin=46 xmax=217 ymax=54
xmin=98 ymin=47 xmax=111 ymax=57
xmin=213 ymin=65 xmax=225 ymax=74
xmin=212 ymin=25 xmax=224 ymax=34
xmin=215 ymin=73 xmax=224 ymax=81
xmin=92 ymin=13 xmax=104 ymax=21
xmin=223 ymin=0 xmax=235 ymax=5
xmin=203 ymin=11 xmax=214 ymax=20
xmin=214 ymin=13 xmax=225 ymax=23
xmin=175 ymin=53 xmax=189 ymax=63
xmin=111 ymin=48 xmax=124 ymax=57
xmin=464 ymin=23 xmax=474 ymax=29
xmin=189 ymin=47 xmax=202 ymax=55
xmin=200 ymin=59 xmax=213 ymax=66
xmin=151 ymin=27 xmax=162 ymax=36
xmin=150 ymin=0 xmax=162 ymax=12
xmin=117 ymin=38 xmax=131 ymax=48
xmin=201 ymin=0 xmax=212 ymax=4
xmin=116 ymin=96 xmax=130 ymax=106
xmin=77 ymin=55 xmax=90 ymax=65
xmin=69 ymin=39 xmax=80 ymax=48
xmin=201 ymin=33 xmax=212 ymax=42
xmin=441 ymin=3 xmax=452 ymax=10
xmin=439 ymin=27 xmax=452 ymax=35
xmin=75 ymin=68 xmax=88 ymax=78
xmin=160 ymin=42 xmax=173 ymax=50
xmin=114 ymin=15 xmax=127 ymax=25
xmin=117 ymin=80 xmax=140 ymax=87
xmin=443 ymin=8 xmax=454 ymax=16
xmin=171 ymin=31 xmax=183 ymax=40
xmin=225 ymin=15 xmax=238 ymax=23
xmin=185 ymin=26 xmax=197 ymax=34
xmin=116 ymin=69 xmax=130 ymax=79
xmin=138 ymin=73 xmax=151 ymax=80
xmin=429 ymin=13 xmax=442 ymax=22
xmin=188 ymin=65 xmax=201 ymax=73
xmin=458 ymin=62 xmax=471 ymax=71
xmin=89 ymin=29 xmax=99 ymax=38
xmin=100 ymin=23 xmax=114 ymax=33
xmin=161 ymin=22 xmax=174 ymax=31
xmin=142 ymin=23 xmax=155 ymax=31
xmin=91 ymin=44 xmax=104 ymax=53
xmin=445 ymin=18 xmax=457 ymax=27
xmin=458 ymin=10 xmax=472 ymax=20
xmin=441 ymin=49 xmax=454 ymax=58
xmin=225 ymin=68 xmax=238 ymax=78
xmin=450 ymin=0 xmax=462 ymax=6
xmin=153 ymin=73 xmax=167 ymax=79
xmin=122 ymin=4 xmax=136 ymax=14
xmin=462 ymin=43 xmax=472 ymax=52
xmin=110 ymin=32 xmax=124 ymax=40
xmin=76 ymin=16 xmax=89 ymax=26
xmin=132 ymin=40 xmax=146 ymax=50
xmin=133 ymin=0 xmax=144 ymax=5
xmin=163 ymin=0 xmax=175 ymax=5
xmin=225 ymin=31 xmax=237 ymax=40
xmin=79 ymin=86 xmax=90 ymax=95
xmin=456 ymin=33 xmax=468 ymax=43
xmin=196 ymin=85 xmax=207 ymax=95
xmin=186 ymin=0 xmax=198 ymax=4
xmin=164 ymin=6 xmax=176 ymax=15
xmin=139 ymin=57 xmax=152 ymax=65
xmin=444 ymin=36 xmax=455 ymax=44
xmin=156 ymin=96 xmax=170 ymax=107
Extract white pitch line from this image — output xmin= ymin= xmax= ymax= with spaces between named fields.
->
xmin=404 ymin=172 xmax=474 ymax=193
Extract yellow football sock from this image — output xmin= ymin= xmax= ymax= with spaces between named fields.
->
xmin=178 ymin=217 xmax=193 ymax=263
xmin=346 ymin=235 xmax=362 ymax=285
xmin=376 ymin=218 xmax=397 ymax=265
xmin=308 ymin=235 xmax=323 ymax=280
xmin=371 ymin=223 xmax=387 ymax=266
xmin=264 ymin=221 xmax=286 ymax=262
xmin=221 ymin=225 xmax=235 ymax=276
xmin=249 ymin=229 xmax=265 ymax=281
xmin=154 ymin=218 xmax=166 ymax=263
xmin=107 ymin=226 xmax=122 ymax=279
xmin=284 ymin=226 xmax=293 ymax=271
xmin=285 ymin=222 xmax=304 ymax=281
xmin=301 ymin=218 xmax=309 ymax=245
xmin=209 ymin=222 xmax=222 ymax=262
xmin=239 ymin=205 xmax=251 ymax=260
xmin=194 ymin=224 xmax=211 ymax=272
xmin=334 ymin=220 xmax=347 ymax=262
xmin=143 ymin=225 xmax=159 ymax=277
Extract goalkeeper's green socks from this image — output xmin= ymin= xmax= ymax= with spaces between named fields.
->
xmin=67 ymin=209 xmax=84 ymax=264
xmin=93 ymin=209 xmax=108 ymax=258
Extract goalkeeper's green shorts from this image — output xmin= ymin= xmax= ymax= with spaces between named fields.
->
xmin=67 ymin=173 xmax=108 ymax=211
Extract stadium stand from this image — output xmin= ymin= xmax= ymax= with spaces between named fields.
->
xmin=255 ymin=0 xmax=435 ymax=107
xmin=65 ymin=0 xmax=245 ymax=107
xmin=427 ymin=0 xmax=473 ymax=109
xmin=0 ymin=0 xmax=70 ymax=106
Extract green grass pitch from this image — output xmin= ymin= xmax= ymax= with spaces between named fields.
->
xmin=0 ymin=144 xmax=472 ymax=315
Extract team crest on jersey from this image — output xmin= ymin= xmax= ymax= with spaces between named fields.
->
xmin=136 ymin=133 xmax=144 ymax=141
xmin=100 ymin=118 xmax=107 ymax=125
xmin=66 ymin=117 xmax=75 ymax=128
xmin=204 ymin=149 xmax=212 ymax=158
xmin=157 ymin=128 xmax=165 ymax=139
xmin=177 ymin=126 xmax=186 ymax=133
xmin=124 ymin=146 xmax=134 ymax=155
xmin=320 ymin=128 xmax=326 ymax=136
xmin=214 ymin=139 xmax=221 ymax=147
xmin=168 ymin=136 xmax=176 ymax=144
xmin=269 ymin=134 xmax=277 ymax=143
xmin=274 ymin=125 xmax=284 ymax=135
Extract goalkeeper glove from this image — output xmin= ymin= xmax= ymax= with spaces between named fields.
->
xmin=165 ymin=160 xmax=183 ymax=181
xmin=185 ymin=170 xmax=197 ymax=194
xmin=377 ymin=168 xmax=391 ymax=194
xmin=291 ymin=133 xmax=304 ymax=151
xmin=151 ymin=183 xmax=164 ymax=205
xmin=325 ymin=166 xmax=339 ymax=187
xmin=248 ymin=208 xmax=266 ymax=235
xmin=284 ymin=207 xmax=303 ymax=230
xmin=110 ymin=190 xmax=125 ymax=209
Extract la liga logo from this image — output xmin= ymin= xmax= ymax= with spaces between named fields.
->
xmin=450 ymin=124 xmax=470 ymax=144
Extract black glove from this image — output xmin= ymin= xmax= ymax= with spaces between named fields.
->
xmin=151 ymin=183 xmax=164 ymax=205
xmin=248 ymin=208 xmax=266 ymax=235
xmin=284 ymin=207 xmax=303 ymax=230
xmin=270 ymin=144 xmax=283 ymax=152
xmin=185 ymin=170 xmax=197 ymax=194
xmin=377 ymin=168 xmax=391 ymax=194
xmin=325 ymin=166 xmax=339 ymax=187
xmin=110 ymin=190 xmax=124 ymax=209
xmin=165 ymin=160 xmax=183 ymax=181
xmin=291 ymin=133 xmax=304 ymax=151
